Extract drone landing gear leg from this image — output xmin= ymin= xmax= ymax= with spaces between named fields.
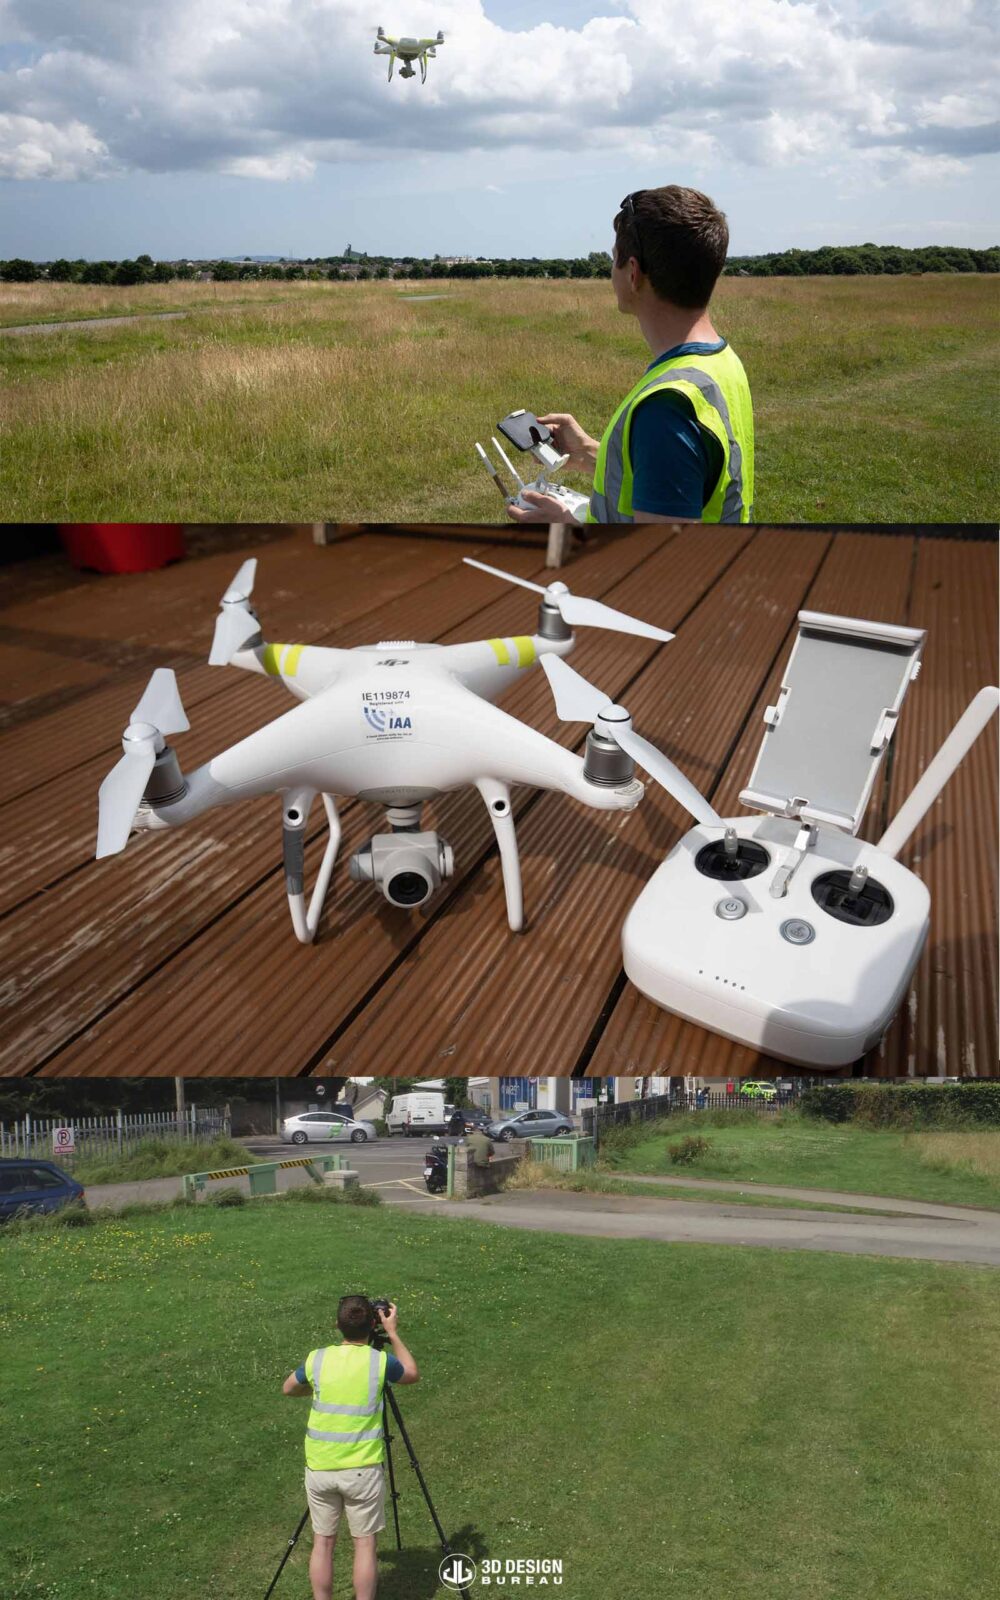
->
xmin=476 ymin=779 xmax=523 ymax=932
xmin=282 ymin=791 xmax=341 ymax=944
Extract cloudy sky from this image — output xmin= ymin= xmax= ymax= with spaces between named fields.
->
xmin=1 ymin=0 xmax=997 ymax=259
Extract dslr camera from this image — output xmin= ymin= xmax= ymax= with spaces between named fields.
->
xmin=367 ymin=1296 xmax=393 ymax=1347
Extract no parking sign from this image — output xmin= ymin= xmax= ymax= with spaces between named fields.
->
xmin=52 ymin=1126 xmax=76 ymax=1156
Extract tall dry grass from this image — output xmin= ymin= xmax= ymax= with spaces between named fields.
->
xmin=0 ymin=277 xmax=333 ymax=325
xmin=2 ymin=276 xmax=996 ymax=522
xmin=909 ymin=1130 xmax=1000 ymax=1185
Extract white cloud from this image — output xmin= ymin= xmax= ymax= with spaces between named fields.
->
xmin=0 ymin=0 xmax=996 ymax=185
xmin=0 ymin=111 xmax=111 ymax=178
xmin=226 ymin=150 xmax=315 ymax=180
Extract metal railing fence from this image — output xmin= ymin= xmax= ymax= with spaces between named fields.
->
xmin=0 ymin=1107 xmax=230 ymax=1167
xmin=580 ymin=1090 xmax=800 ymax=1145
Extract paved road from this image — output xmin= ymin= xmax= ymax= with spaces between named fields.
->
xmin=85 ymin=1136 xmax=439 ymax=1210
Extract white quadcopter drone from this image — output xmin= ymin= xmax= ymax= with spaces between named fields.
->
xmin=475 ymin=410 xmax=591 ymax=523
xmin=374 ymin=25 xmax=444 ymax=82
xmin=95 ymin=556 xmax=709 ymax=945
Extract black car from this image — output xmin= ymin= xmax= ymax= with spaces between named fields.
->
xmin=459 ymin=1107 xmax=492 ymax=1132
xmin=0 ymin=1158 xmax=85 ymax=1222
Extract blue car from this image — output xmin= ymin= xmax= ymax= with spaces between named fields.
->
xmin=0 ymin=1158 xmax=85 ymax=1222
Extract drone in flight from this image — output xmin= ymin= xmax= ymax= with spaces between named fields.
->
xmin=374 ymin=25 xmax=445 ymax=82
xmin=95 ymin=556 xmax=714 ymax=945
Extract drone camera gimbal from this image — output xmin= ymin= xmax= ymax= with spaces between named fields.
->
xmin=349 ymin=815 xmax=456 ymax=909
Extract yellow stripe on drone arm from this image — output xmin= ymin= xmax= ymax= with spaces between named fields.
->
xmin=488 ymin=638 xmax=511 ymax=665
xmin=512 ymin=636 xmax=536 ymax=668
xmin=261 ymin=643 xmax=304 ymax=678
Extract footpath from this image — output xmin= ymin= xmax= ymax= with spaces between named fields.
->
xmin=84 ymin=1167 xmax=1000 ymax=1266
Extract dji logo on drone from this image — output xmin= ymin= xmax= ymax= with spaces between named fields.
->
xmin=377 ymin=658 xmax=408 ymax=666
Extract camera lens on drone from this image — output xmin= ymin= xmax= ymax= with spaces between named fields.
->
xmin=387 ymin=871 xmax=429 ymax=906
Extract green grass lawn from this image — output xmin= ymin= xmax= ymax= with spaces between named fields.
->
xmin=2 ymin=1202 xmax=999 ymax=1600
xmin=1 ymin=275 xmax=995 ymax=521
xmin=602 ymin=1114 xmax=1000 ymax=1209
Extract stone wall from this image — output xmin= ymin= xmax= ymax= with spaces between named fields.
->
xmin=452 ymin=1138 xmax=530 ymax=1198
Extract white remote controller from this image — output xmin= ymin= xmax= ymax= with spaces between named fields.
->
xmin=509 ymin=479 xmax=591 ymax=521
xmin=618 ymin=609 xmax=998 ymax=1067
xmin=474 ymin=411 xmax=590 ymax=522
xmin=622 ymin=815 xmax=928 ymax=1066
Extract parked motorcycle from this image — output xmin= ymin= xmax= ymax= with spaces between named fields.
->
xmin=423 ymin=1142 xmax=449 ymax=1194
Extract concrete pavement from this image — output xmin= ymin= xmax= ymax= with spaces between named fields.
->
xmin=434 ymin=1188 xmax=1000 ymax=1267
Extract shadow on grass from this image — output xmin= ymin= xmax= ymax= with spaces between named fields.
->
xmin=377 ymin=1523 xmax=490 ymax=1599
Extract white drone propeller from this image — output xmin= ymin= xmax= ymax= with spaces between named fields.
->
xmin=209 ymin=557 xmax=261 ymax=666
xmin=541 ymin=654 xmax=722 ymax=827
xmin=463 ymin=558 xmax=674 ymax=643
xmin=96 ymin=669 xmax=190 ymax=859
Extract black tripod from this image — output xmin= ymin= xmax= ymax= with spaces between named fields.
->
xmin=265 ymin=1384 xmax=471 ymax=1600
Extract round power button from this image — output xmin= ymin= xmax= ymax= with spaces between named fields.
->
xmin=780 ymin=918 xmax=815 ymax=945
xmin=715 ymin=898 xmax=747 ymax=921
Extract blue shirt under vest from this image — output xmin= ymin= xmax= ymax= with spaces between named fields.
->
xmin=628 ymin=340 xmax=728 ymax=518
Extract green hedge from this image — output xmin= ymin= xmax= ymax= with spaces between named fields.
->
xmin=801 ymin=1082 xmax=1000 ymax=1127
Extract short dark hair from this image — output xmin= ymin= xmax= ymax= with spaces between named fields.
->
xmin=337 ymin=1294 xmax=373 ymax=1341
xmin=613 ymin=186 xmax=729 ymax=309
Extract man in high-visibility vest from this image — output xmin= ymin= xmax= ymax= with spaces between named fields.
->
xmin=283 ymin=1295 xmax=419 ymax=1600
xmin=506 ymin=185 xmax=754 ymax=526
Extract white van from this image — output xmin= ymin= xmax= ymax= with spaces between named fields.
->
xmin=385 ymin=1092 xmax=452 ymax=1137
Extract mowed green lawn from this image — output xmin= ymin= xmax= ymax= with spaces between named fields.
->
xmin=0 ymin=275 xmax=995 ymax=522
xmin=3 ymin=1201 xmax=999 ymax=1600
xmin=604 ymin=1113 xmax=1000 ymax=1209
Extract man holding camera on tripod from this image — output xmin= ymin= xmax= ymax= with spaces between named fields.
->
xmin=282 ymin=1296 xmax=419 ymax=1600
xmin=506 ymin=185 xmax=754 ymax=526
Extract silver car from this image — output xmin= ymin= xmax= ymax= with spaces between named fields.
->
xmin=281 ymin=1110 xmax=378 ymax=1145
xmin=486 ymin=1109 xmax=574 ymax=1142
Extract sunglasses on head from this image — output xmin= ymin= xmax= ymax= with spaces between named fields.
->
xmin=619 ymin=191 xmax=647 ymax=272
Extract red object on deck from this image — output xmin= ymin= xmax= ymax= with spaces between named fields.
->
xmin=60 ymin=524 xmax=185 ymax=574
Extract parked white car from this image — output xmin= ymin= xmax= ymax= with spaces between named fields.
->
xmin=281 ymin=1111 xmax=378 ymax=1145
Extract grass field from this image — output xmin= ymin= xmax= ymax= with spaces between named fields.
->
xmin=602 ymin=1113 xmax=1000 ymax=1209
xmin=3 ymin=1200 xmax=1000 ymax=1600
xmin=1 ymin=275 xmax=995 ymax=523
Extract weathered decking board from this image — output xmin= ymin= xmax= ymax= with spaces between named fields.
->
xmin=0 ymin=526 xmax=994 ymax=1078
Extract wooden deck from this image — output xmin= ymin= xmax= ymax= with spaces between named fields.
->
xmin=1 ymin=525 xmax=996 ymax=1079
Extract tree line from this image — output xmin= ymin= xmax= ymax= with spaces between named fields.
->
xmin=2 ymin=242 xmax=996 ymax=284
xmin=726 ymin=243 xmax=997 ymax=275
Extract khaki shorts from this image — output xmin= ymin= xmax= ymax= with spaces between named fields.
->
xmin=305 ymin=1464 xmax=386 ymax=1538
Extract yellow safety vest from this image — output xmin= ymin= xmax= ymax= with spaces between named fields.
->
xmin=303 ymin=1343 xmax=388 ymax=1470
xmin=588 ymin=342 xmax=754 ymax=524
